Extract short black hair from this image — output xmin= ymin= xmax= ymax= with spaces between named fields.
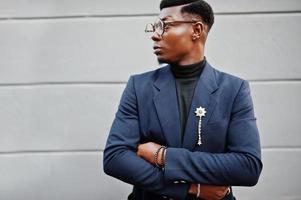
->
xmin=160 ymin=0 xmax=214 ymax=31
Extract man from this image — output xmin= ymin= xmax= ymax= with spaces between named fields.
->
xmin=104 ymin=0 xmax=262 ymax=199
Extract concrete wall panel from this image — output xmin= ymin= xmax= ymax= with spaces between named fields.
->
xmin=0 ymin=84 xmax=123 ymax=152
xmin=0 ymin=152 xmax=131 ymax=200
xmin=0 ymin=14 xmax=300 ymax=84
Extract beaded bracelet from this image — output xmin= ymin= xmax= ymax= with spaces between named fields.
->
xmin=161 ymin=147 xmax=166 ymax=167
xmin=154 ymin=146 xmax=166 ymax=169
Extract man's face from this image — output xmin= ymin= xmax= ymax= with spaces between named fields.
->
xmin=152 ymin=6 xmax=195 ymax=64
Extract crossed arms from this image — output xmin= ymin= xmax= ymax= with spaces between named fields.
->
xmin=103 ymin=76 xmax=262 ymax=200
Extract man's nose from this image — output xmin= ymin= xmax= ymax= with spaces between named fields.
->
xmin=151 ymin=31 xmax=161 ymax=41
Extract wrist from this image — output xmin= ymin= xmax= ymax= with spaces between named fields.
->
xmin=188 ymin=184 xmax=200 ymax=199
xmin=188 ymin=184 xmax=197 ymax=195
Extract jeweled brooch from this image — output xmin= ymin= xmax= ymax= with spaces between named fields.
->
xmin=195 ymin=106 xmax=206 ymax=145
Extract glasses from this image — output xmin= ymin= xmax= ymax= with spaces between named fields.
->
xmin=145 ymin=18 xmax=203 ymax=37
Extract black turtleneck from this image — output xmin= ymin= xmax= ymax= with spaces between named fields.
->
xmin=171 ymin=59 xmax=206 ymax=141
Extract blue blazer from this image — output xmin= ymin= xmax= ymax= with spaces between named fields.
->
xmin=104 ymin=62 xmax=262 ymax=200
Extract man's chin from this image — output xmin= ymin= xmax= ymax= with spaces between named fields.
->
xmin=157 ymin=57 xmax=170 ymax=65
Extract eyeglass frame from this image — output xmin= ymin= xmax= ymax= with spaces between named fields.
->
xmin=145 ymin=18 xmax=204 ymax=36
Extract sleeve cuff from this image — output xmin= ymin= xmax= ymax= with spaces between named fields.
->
xmin=164 ymin=148 xmax=187 ymax=183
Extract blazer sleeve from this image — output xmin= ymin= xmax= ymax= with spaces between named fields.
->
xmin=103 ymin=76 xmax=189 ymax=200
xmin=164 ymin=80 xmax=263 ymax=186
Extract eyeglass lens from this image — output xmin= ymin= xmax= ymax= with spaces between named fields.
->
xmin=154 ymin=19 xmax=164 ymax=35
xmin=145 ymin=19 xmax=164 ymax=37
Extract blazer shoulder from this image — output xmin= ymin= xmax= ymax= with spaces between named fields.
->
xmin=207 ymin=64 xmax=249 ymax=98
xmin=211 ymin=65 xmax=247 ymax=88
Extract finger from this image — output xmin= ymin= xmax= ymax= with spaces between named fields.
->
xmin=226 ymin=188 xmax=231 ymax=195
xmin=218 ymin=188 xmax=231 ymax=199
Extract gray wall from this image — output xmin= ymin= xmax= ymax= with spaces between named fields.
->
xmin=0 ymin=0 xmax=301 ymax=199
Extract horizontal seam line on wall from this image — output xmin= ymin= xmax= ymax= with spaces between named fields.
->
xmin=1 ymin=147 xmax=301 ymax=155
xmin=0 ymin=82 xmax=127 ymax=86
xmin=0 ymin=79 xmax=301 ymax=87
xmin=262 ymin=147 xmax=301 ymax=151
xmin=0 ymin=10 xmax=300 ymax=21
xmin=2 ymin=14 xmax=157 ymax=21
xmin=0 ymin=149 xmax=103 ymax=155
xmin=249 ymin=78 xmax=301 ymax=82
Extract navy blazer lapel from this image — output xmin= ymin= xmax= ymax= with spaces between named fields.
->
xmin=182 ymin=63 xmax=219 ymax=150
xmin=153 ymin=66 xmax=182 ymax=148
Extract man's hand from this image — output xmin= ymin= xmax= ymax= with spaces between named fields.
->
xmin=137 ymin=142 xmax=162 ymax=165
xmin=189 ymin=184 xmax=230 ymax=200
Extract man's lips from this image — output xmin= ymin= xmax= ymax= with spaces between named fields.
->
xmin=153 ymin=46 xmax=163 ymax=54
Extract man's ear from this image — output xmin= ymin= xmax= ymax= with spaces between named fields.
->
xmin=192 ymin=22 xmax=205 ymax=40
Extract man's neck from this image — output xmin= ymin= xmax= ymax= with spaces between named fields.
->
xmin=174 ymin=55 xmax=205 ymax=66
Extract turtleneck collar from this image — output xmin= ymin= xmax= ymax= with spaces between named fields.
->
xmin=170 ymin=58 xmax=206 ymax=78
